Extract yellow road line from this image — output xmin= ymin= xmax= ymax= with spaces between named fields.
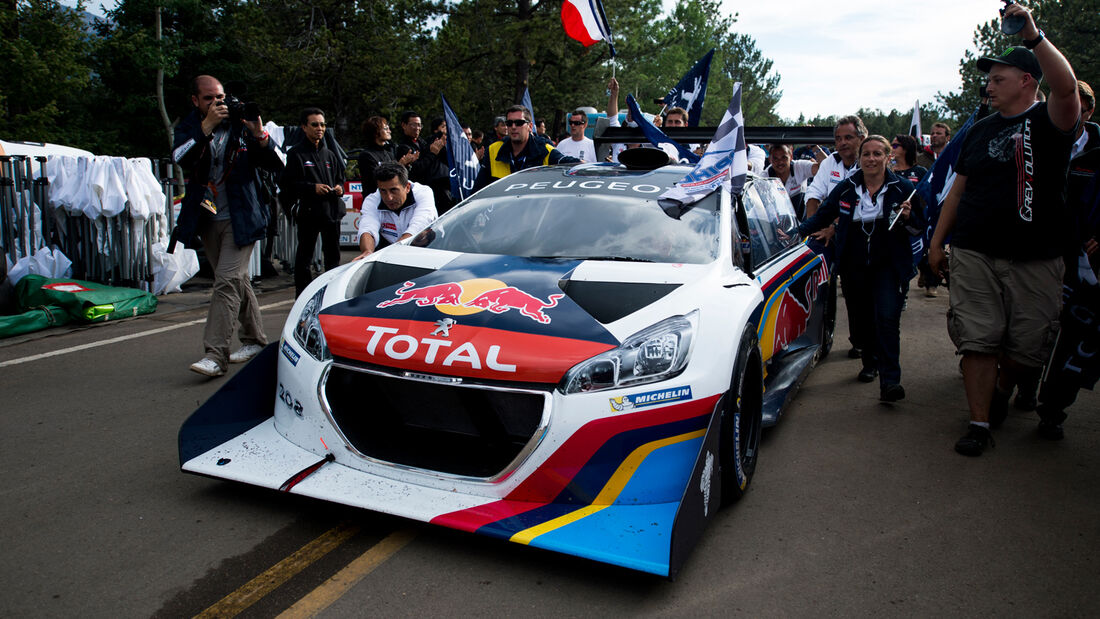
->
xmin=510 ymin=429 xmax=707 ymax=545
xmin=193 ymin=522 xmax=360 ymax=619
xmin=276 ymin=528 xmax=417 ymax=619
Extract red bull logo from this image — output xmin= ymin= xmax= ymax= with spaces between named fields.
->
xmin=464 ymin=287 xmax=563 ymax=324
xmin=376 ymin=278 xmax=563 ymax=324
xmin=377 ymin=281 xmax=464 ymax=308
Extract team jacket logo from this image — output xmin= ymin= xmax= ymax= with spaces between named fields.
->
xmin=377 ymin=280 xmax=563 ymax=324
xmin=610 ymin=386 xmax=692 ymax=412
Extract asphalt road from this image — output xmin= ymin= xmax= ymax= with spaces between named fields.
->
xmin=1 ymin=272 xmax=1097 ymax=618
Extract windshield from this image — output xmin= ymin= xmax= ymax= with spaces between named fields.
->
xmin=410 ymin=191 xmax=721 ymax=264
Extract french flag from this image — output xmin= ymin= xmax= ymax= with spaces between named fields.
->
xmin=561 ymin=0 xmax=615 ymax=56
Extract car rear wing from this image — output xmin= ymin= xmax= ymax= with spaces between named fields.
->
xmin=593 ymin=125 xmax=835 ymax=147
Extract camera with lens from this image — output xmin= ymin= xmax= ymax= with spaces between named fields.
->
xmin=217 ymin=94 xmax=261 ymax=122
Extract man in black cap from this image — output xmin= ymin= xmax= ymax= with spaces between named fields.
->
xmin=929 ymin=2 xmax=1080 ymax=456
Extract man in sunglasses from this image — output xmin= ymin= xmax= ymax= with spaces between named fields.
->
xmin=555 ymin=110 xmax=597 ymax=163
xmin=281 ymin=107 xmax=346 ymax=297
xmin=474 ymin=105 xmax=579 ymax=190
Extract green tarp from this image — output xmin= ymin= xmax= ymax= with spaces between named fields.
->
xmin=0 ymin=275 xmax=157 ymax=338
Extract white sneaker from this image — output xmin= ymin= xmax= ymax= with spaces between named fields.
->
xmin=190 ymin=357 xmax=226 ymax=377
xmin=229 ymin=344 xmax=265 ymax=364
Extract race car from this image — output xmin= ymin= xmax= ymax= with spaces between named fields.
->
xmin=179 ymin=153 xmax=833 ymax=578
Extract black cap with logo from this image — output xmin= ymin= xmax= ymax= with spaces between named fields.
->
xmin=977 ymin=46 xmax=1043 ymax=82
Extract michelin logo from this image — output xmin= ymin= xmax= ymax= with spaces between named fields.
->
xmin=610 ymin=386 xmax=692 ymax=412
xmin=281 ymin=340 xmax=301 ymax=366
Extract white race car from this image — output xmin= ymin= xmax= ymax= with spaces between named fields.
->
xmin=180 ymin=156 xmax=833 ymax=578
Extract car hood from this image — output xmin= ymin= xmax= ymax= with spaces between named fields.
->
xmin=319 ymin=254 xmax=624 ymax=384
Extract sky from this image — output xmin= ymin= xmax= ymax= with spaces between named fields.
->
xmin=64 ymin=0 xmax=1001 ymax=121
xmin=718 ymin=1 xmax=997 ymax=120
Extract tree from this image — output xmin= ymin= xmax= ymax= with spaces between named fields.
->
xmin=613 ymin=0 xmax=782 ymax=126
xmin=0 ymin=0 xmax=97 ymax=147
xmin=938 ymin=0 xmax=1099 ymax=125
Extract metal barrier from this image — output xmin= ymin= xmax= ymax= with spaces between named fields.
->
xmin=1 ymin=154 xmax=323 ymax=291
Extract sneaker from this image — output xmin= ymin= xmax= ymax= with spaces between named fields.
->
xmin=857 ymin=367 xmax=878 ymax=383
xmin=189 ymin=357 xmax=226 ymax=377
xmin=925 ymin=286 xmax=938 ymax=298
xmin=880 ymin=383 xmax=905 ymax=402
xmin=989 ymin=388 xmax=1011 ymax=429
xmin=955 ymin=424 xmax=994 ymax=456
xmin=229 ymin=344 xmax=265 ymax=364
xmin=1037 ymin=420 xmax=1065 ymax=441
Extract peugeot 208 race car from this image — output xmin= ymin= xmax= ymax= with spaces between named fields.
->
xmin=179 ymin=159 xmax=833 ymax=578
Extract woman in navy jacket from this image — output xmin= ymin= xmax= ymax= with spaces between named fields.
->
xmin=797 ymin=135 xmax=926 ymax=401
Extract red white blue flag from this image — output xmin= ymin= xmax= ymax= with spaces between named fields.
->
xmin=561 ymin=0 xmax=616 ymax=56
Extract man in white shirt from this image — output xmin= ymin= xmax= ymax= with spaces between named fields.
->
xmin=765 ymin=143 xmax=818 ymax=218
xmin=801 ymin=115 xmax=866 ymax=360
xmin=555 ymin=110 xmax=597 ymax=163
xmin=804 ymin=115 xmax=866 ymax=220
xmin=354 ymin=162 xmax=437 ymax=259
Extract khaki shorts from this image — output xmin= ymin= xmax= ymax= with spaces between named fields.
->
xmin=947 ymin=247 xmax=1064 ymax=367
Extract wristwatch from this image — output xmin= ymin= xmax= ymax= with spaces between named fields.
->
xmin=1024 ymin=29 xmax=1045 ymax=49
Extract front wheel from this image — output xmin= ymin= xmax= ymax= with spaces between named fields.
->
xmin=721 ymin=326 xmax=764 ymax=505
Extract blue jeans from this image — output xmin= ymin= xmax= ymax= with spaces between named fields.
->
xmin=841 ymin=264 xmax=904 ymax=385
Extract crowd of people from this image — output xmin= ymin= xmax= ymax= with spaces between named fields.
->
xmin=171 ymin=4 xmax=1096 ymax=457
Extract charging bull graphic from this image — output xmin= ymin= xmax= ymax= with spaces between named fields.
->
xmin=376 ymin=280 xmax=563 ymax=324
xmin=773 ymin=261 xmax=829 ymax=351
xmin=464 ymin=287 xmax=563 ymax=324
xmin=377 ymin=281 xmax=464 ymax=308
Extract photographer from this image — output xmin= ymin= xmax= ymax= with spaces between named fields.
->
xmin=171 ymin=74 xmax=282 ymax=377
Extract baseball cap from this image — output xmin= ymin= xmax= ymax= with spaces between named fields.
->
xmin=977 ymin=46 xmax=1043 ymax=81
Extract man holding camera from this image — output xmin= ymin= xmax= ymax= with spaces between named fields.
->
xmin=929 ymin=3 xmax=1080 ymax=455
xmin=171 ymin=74 xmax=283 ymax=377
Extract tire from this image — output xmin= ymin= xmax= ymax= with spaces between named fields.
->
xmin=721 ymin=326 xmax=764 ymax=505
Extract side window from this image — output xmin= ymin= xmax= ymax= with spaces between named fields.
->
xmin=742 ymin=180 xmax=799 ymax=264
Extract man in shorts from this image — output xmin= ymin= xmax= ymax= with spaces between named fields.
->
xmin=929 ymin=3 xmax=1080 ymax=456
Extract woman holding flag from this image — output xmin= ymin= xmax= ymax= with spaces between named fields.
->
xmin=797 ymin=135 xmax=926 ymax=402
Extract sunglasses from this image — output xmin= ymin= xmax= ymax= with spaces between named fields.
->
xmin=309 ymin=122 xmax=327 ymax=128
xmin=569 ymin=120 xmax=586 ymax=126
xmin=891 ymin=142 xmax=901 ymax=148
xmin=505 ymin=119 xmax=528 ymax=127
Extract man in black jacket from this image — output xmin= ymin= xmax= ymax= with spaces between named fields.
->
xmin=282 ymin=107 xmax=346 ymax=297
xmin=171 ymin=74 xmax=282 ymax=377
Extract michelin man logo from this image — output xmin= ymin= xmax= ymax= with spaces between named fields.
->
xmin=700 ymin=451 xmax=714 ymax=516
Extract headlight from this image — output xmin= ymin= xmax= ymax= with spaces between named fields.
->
xmin=293 ymin=286 xmax=331 ymax=361
xmin=560 ymin=311 xmax=696 ymax=394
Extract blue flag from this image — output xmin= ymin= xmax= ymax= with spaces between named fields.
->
xmin=626 ymin=94 xmax=699 ymax=164
xmin=663 ymin=49 xmax=714 ymax=127
xmin=911 ymin=106 xmax=979 ymax=263
xmin=914 ymin=108 xmax=978 ymax=220
xmin=658 ymin=83 xmax=748 ymax=216
xmin=521 ymin=87 xmax=534 ymax=120
xmin=441 ymin=95 xmax=480 ymax=202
